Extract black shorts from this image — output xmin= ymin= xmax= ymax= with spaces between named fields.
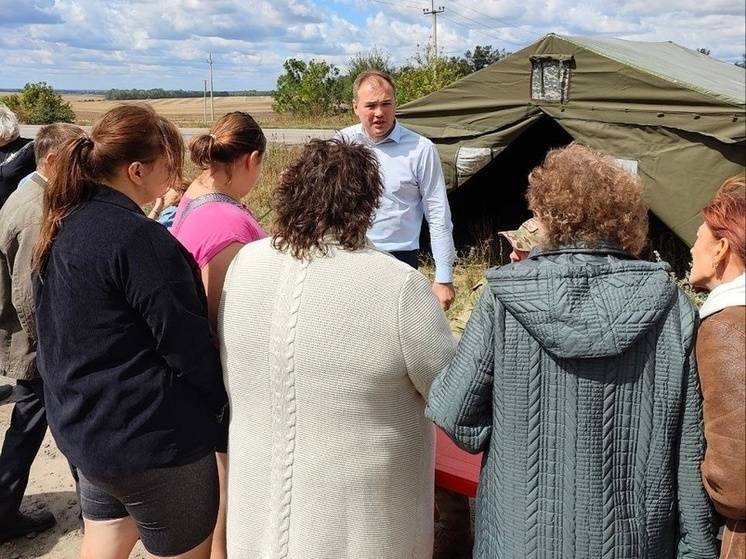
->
xmin=216 ymin=409 xmax=229 ymax=453
xmin=78 ymin=453 xmax=218 ymax=556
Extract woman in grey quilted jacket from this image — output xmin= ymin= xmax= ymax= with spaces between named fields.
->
xmin=427 ymin=143 xmax=718 ymax=558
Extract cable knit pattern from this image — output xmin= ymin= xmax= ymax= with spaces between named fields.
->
xmin=426 ymin=247 xmax=718 ymax=559
xmin=267 ymin=257 xmax=307 ymax=558
xmin=220 ymin=238 xmax=456 ymax=559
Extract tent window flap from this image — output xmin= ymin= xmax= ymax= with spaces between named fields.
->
xmin=530 ymin=55 xmax=572 ymax=103
xmin=456 ymin=146 xmax=503 ymax=186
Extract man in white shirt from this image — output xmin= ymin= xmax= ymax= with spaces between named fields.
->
xmin=338 ymin=71 xmax=457 ymax=310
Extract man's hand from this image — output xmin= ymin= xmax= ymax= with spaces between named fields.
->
xmin=432 ymin=282 xmax=455 ymax=312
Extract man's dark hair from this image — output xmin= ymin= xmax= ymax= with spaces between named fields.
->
xmin=272 ymin=138 xmax=383 ymax=260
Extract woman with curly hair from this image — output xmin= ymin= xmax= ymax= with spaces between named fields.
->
xmin=219 ymin=138 xmax=456 ymax=558
xmin=427 ymin=143 xmax=717 ymax=558
xmin=690 ymin=175 xmax=745 ymax=559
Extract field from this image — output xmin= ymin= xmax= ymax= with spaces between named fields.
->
xmin=0 ymin=92 xmax=356 ymax=129
xmin=64 ymin=93 xmax=275 ymax=126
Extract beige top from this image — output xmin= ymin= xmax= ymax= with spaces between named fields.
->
xmin=219 ymin=238 xmax=456 ymax=559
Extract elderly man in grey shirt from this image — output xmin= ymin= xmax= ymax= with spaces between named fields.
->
xmin=338 ymin=71 xmax=457 ymax=310
xmin=0 ymin=122 xmax=85 ymax=542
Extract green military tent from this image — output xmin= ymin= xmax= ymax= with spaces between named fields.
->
xmin=397 ymin=33 xmax=745 ymax=246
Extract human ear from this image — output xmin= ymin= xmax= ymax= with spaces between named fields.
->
xmin=249 ymin=150 xmax=262 ymax=169
xmin=711 ymin=237 xmax=730 ymax=274
xmin=128 ymin=161 xmax=144 ymax=184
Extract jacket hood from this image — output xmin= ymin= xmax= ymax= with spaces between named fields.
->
xmin=487 ymin=247 xmax=677 ymax=359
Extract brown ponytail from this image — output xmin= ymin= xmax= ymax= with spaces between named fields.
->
xmin=189 ymin=111 xmax=266 ymax=170
xmin=34 ymin=104 xmax=184 ymax=269
xmin=34 ymin=137 xmax=95 ymax=269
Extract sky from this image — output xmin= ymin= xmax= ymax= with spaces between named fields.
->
xmin=0 ymin=0 xmax=744 ymax=91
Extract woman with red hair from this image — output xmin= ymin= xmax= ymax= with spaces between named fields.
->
xmin=690 ymin=174 xmax=746 ymax=559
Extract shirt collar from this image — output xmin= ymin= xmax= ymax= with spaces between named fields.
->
xmin=357 ymin=120 xmax=403 ymax=145
xmin=700 ymin=272 xmax=746 ymax=319
xmin=90 ymin=183 xmax=144 ymax=214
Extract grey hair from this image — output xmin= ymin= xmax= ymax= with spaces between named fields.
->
xmin=0 ymin=105 xmax=20 ymax=146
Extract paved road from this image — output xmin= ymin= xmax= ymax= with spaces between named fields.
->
xmin=19 ymin=125 xmax=335 ymax=144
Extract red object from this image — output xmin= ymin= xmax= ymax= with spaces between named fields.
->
xmin=434 ymin=428 xmax=482 ymax=498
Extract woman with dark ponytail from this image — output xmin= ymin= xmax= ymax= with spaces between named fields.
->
xmin=169 ymin=111 xmax=266 ymax=559
xmin=34 ymin=104 xmax=226 ymax=559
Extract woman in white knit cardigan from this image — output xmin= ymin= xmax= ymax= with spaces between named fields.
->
xmin=219 ymin=138 xmax=456 ymax=559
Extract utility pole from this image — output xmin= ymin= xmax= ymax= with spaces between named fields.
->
xmin=207 ymin=52 xmax=215 ymax=122
xmin=422 ymin=1 xmax=445 ymax=58
xmin=203 ymin=79 xmax=208 ymax=126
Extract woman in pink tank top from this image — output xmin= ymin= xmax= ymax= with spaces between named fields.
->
xmin=170 ymin=112 xmax=266 ymax=559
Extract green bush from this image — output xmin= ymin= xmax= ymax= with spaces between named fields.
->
xmin=273 ymin=59 xmax=344 ymax=116
xmin=395 ymin=51 xmax=471 ymax=105
xmin=1 ymin=82 xmax=75 ymax=124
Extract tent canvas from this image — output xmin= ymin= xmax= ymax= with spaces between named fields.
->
xmin=397 ymin=34 xmax=746 ymax=246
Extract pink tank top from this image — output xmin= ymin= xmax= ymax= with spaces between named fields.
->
xmin=169 ymin=194 xmax=265 ymax=268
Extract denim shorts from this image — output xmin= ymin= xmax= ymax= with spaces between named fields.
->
xmin=78 ymin=453 xmax=218 ymax=556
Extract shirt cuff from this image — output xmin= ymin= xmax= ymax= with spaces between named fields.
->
xmin=434 ymin=265 xmax=454 ymax=284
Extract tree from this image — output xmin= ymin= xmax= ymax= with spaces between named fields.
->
xmin=463 ymin=45 xmax=509 ymax=72
xmin=343 ymin=49 xmax=395 ymax=100
xmin=273 ymin=58 xmax=344 ymax=115
xmin=395 ymin=47 xmax=472 ymax=105
xmin=346 ymin=49 xmax=394 ymax=80
xmin=0 ymin=82 xmax=75 ymax=124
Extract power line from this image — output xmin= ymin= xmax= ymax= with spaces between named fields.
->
xmin=439 ymin=13 xmax=519 ymax=48
xmin=369 ymin=0 xmax=523 ymax=56
xmin=371 ymin=0 xmax=422 ymax=10
xmin=441 ymin=10 xmax=524 ymax=46
xmin=448 ymin=0 xmax=523 ymax=33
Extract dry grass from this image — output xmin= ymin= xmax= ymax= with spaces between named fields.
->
xmin=252 ymin=112 xmax=357 ymax=130
xmin=243 ymin=144 xmax=302 ymax=228
xmin=420 ymin=249 xmax=491 ymax=334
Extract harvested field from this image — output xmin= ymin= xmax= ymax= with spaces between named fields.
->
xmin=1 ymin=92 xmax=356 ymax=129
xmin=62 ymin=94 xmax=275 ymax=126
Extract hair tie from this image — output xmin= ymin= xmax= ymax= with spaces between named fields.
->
xmin=209 ymin=133 xmax=216 ymax=140
xmin=80 ymin=136 xmax=94 ymax=148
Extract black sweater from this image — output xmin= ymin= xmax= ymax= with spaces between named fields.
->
xmin=0 ymin=137 xmax=35 ymax=207
xmin=34 ymin=184 xmax=227 ymax=478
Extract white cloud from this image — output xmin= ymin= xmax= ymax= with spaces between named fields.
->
xmin=0 ymin=0 xmax=742 ymax=91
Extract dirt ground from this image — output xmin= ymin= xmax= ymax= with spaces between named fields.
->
xmin=0 ymin=378 xmax=147 ymax=559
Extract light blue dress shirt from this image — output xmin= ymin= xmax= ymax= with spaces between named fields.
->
xmin=17 ymin=171 xmax=37 ymax=190
xmin=338 ymin=121 xmax=456 ymax=283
